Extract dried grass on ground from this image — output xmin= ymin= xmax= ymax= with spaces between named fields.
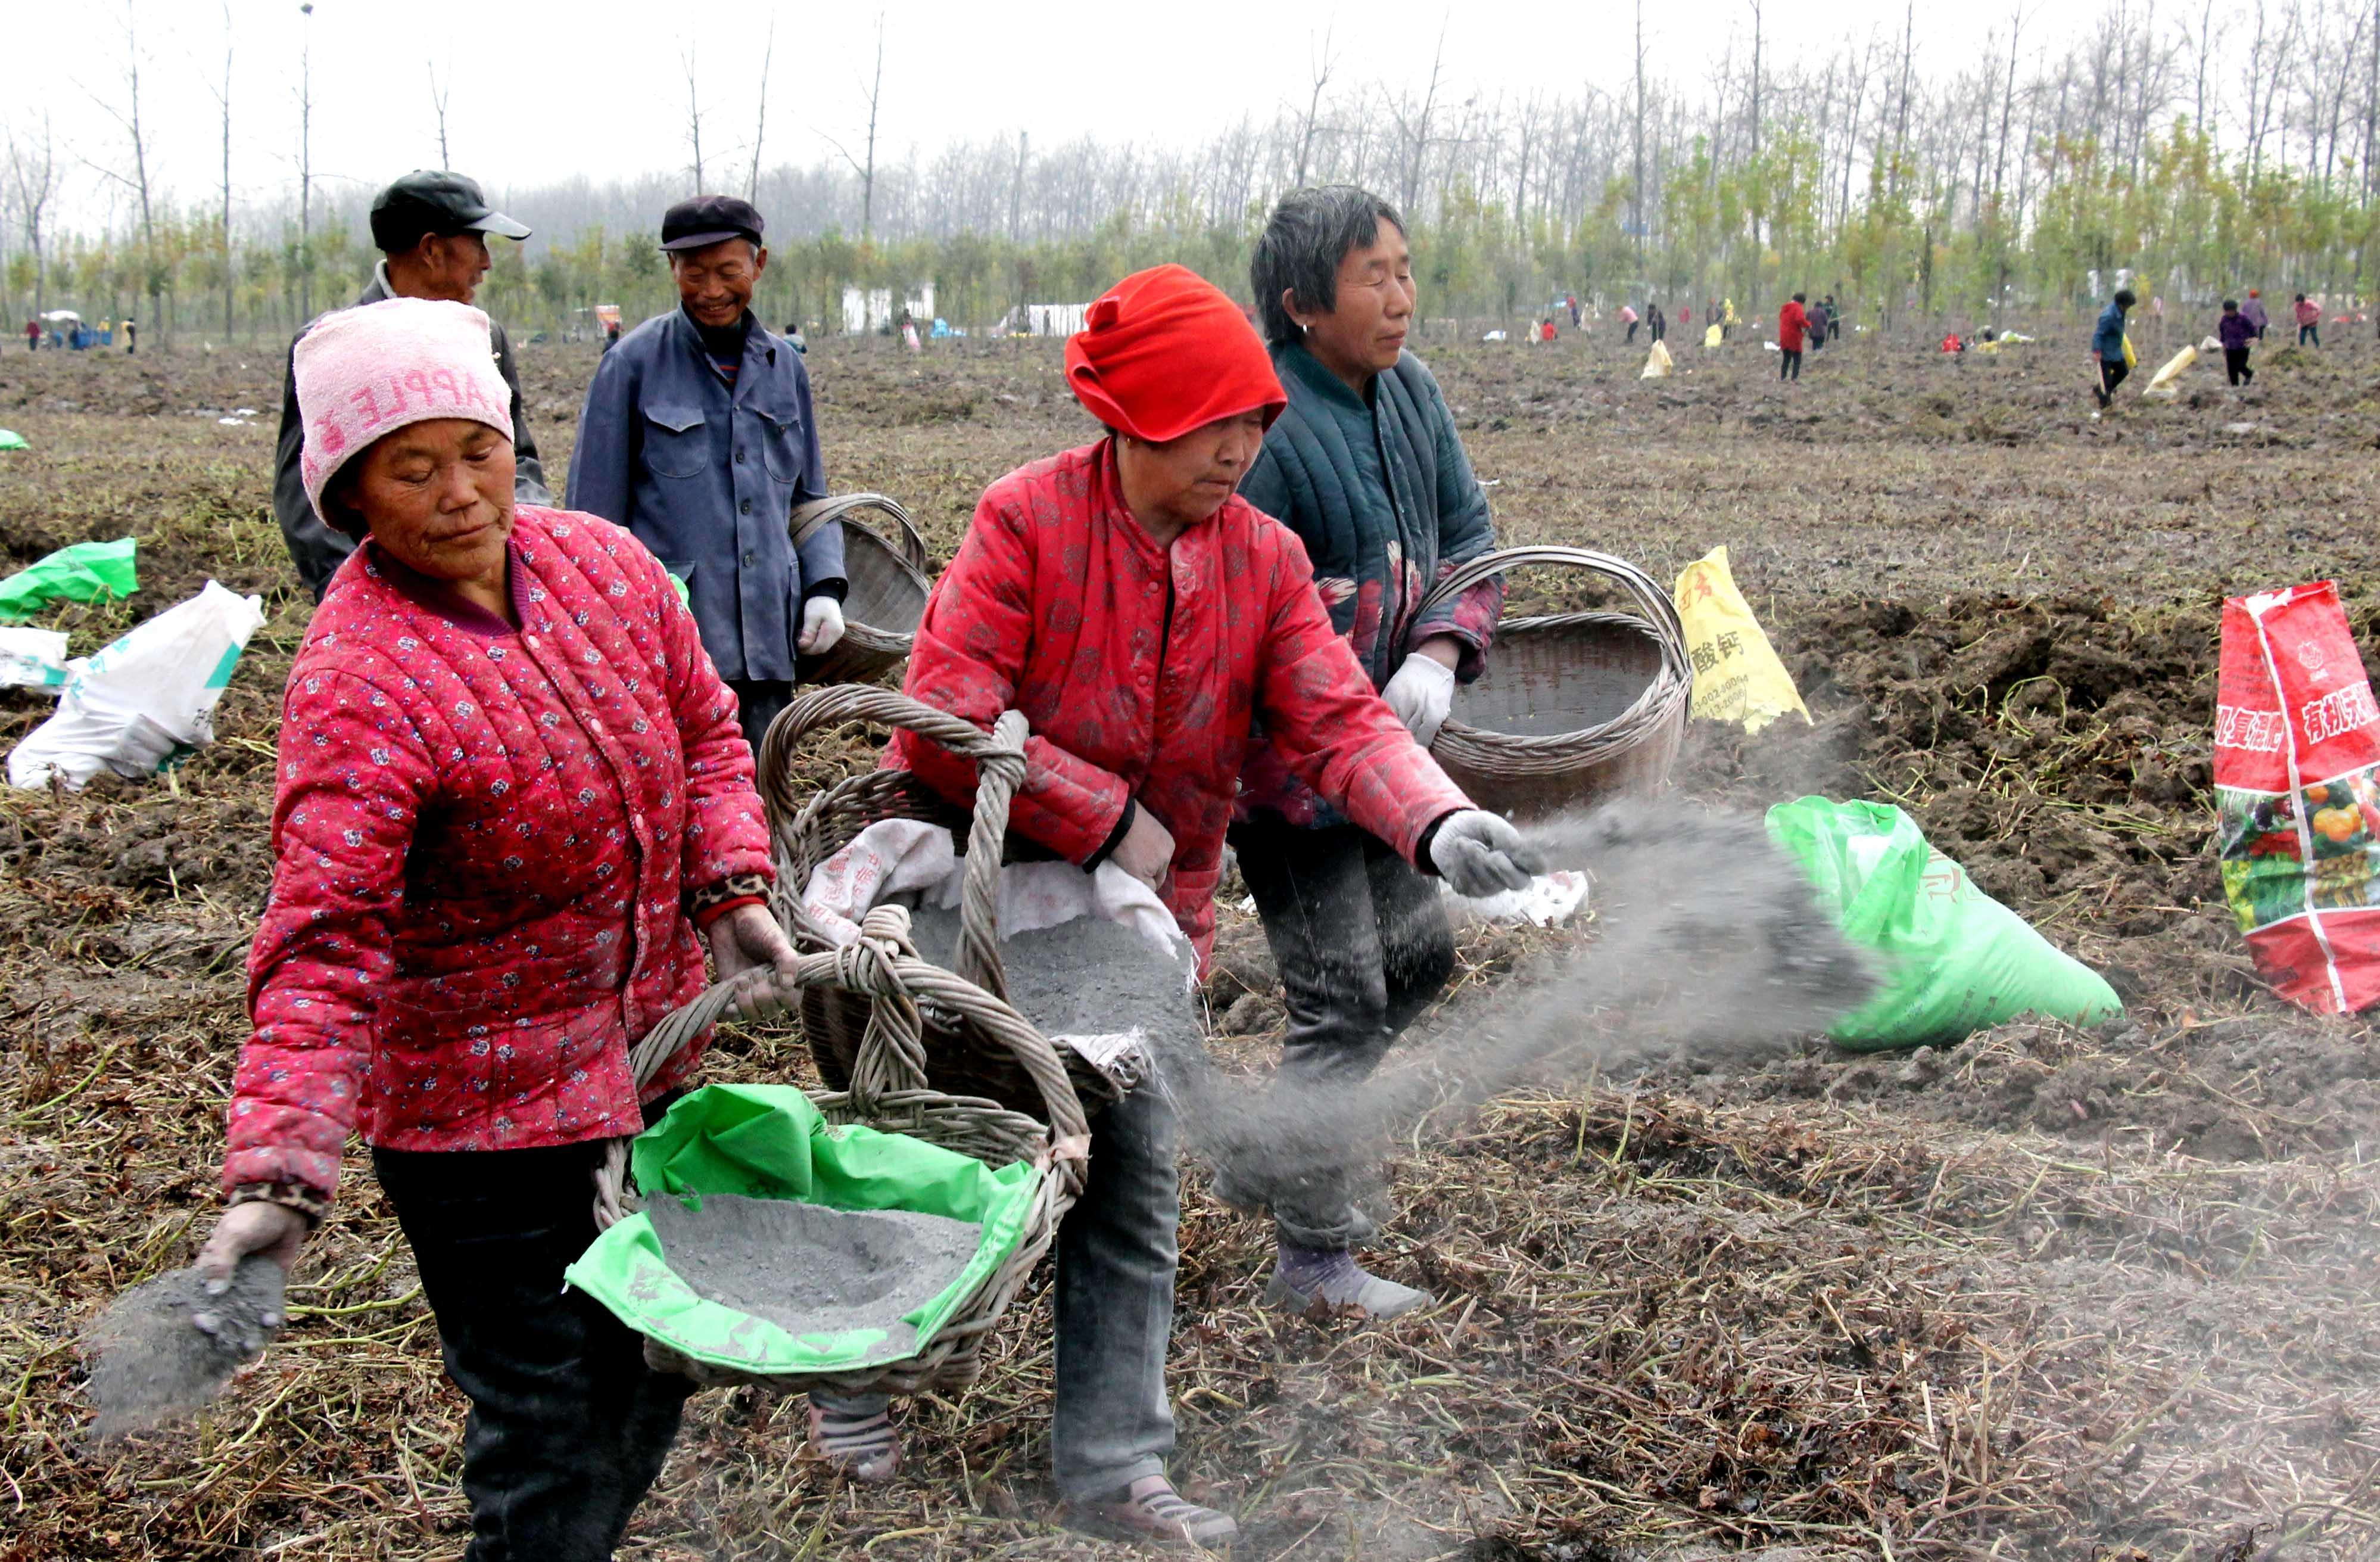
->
xmin=3 ymin=321 xmax=2378 ymax=1558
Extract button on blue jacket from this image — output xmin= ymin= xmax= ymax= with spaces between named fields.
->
xmin=568 ymin=307 xmax=846 ymax=683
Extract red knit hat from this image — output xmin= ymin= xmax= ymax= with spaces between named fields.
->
xmin=1066 ymin=264 xmax=1285 ymax=443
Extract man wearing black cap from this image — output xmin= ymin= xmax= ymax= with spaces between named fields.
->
xmin=272 ymin=170 xmax=551 ymax=599
xmin=569 ymin=195 xmax=846 ymax=755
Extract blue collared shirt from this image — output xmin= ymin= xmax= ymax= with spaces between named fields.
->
xmin=568 ymin=307 xmax=845 ymax=682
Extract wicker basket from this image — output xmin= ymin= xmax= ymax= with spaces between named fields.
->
xmin=595 ymin=704 xmax=1088 ymax=1399
xmin=1419 ymin=546 xmax=1694 ymax=819
xmin=755 ymin=684 xmax=1129 ymax=1120
xmin=791 ymin=493 xmax=934 ymax=686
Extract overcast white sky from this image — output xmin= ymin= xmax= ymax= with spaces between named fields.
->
xmin=18 ymin=0 xmax=2104 ymax=232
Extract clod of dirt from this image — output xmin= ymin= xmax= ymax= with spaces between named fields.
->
xmin=646 ymin=1194 xmax=981 ymax=1355
xmin=83 ymin=1256 xmax=285 ymax=1439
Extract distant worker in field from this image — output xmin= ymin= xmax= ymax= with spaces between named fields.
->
xmin=1825 ymin=294 xmax=1842 ymax=340
xmin=273 ymin=170 xmax=551 ymax=600
xmin=1777 ymin=293 xmax=1808 ymax=381
xmin=2091 ymin=287 xmax=2136 ymax=416
xmin=123 ymin=318 xmax=136 ymax=355
xmin=1621 ymin=301 xmax=1640 ymax=343
xmin=1235 ymin=185 xmax=1507 ymax=1321
xmin=1722 ymin=297 xmax=1739 ymax=340
xmin=1567 ymin=293 xmax=1581 ymax=327
xmin=569 ymin=194 xmax=848 ymax=757
xmin=1805 ymin=295 xmax=1830 ymax=353
xmin=2218 ymin=300 xmax=2257 ymax=387
xmin=2241 ymin=289 xmax=2269 ymax=339
xmin=1648 ymin=300 xmax=1667 ymax=343
xmin=2295 ymin=293 xmax=2321 ymax=347
xmin=22 ymin=318 xmax=35 ymax=351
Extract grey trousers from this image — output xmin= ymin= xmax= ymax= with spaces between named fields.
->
xmin=818 ymin=1082 xmax=1181 ymax=1502
xmin=1221 ymin=817 xmax=1456 ymax=1248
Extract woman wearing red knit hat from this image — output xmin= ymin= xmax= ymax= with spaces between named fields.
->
xmin=804 ymin=263 xmax=1536 ymax=1543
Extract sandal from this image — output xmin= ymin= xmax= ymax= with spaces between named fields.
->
xmin=805 ymin=1399 xmax=901 ymax=1484
xmin=1074 ymin=1475 xmax=1239 ymax=1547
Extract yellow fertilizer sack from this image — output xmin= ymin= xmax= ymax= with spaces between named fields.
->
xmin=1640 ymin=341 xmax=1674 ymax=378
xmin=1703 ymin=323 xmax=1724 ymax=351
xmin=2141 ymin=344 xmax=2197 ymax=398
xmin=1673 ymin=546 xmax=1811 ymax=733
xmin=2122 ymin=333 xmax=2138 ymax=369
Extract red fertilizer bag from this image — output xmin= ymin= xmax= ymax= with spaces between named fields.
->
xmin=2215 ymin=581 xmax=2380 ymax=1013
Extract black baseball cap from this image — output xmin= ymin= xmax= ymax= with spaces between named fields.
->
xmin=662 ymin=195 xmax=765 ymax=252
xmin=369 ymin=171 xmax=532 ymax=253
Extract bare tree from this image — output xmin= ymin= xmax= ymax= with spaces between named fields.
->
xmin=821 ymin=13 xmax=888 ymax=240
xmin=429 ymin=59 xmax=452 ymax=168
xmin=1633 ymin=0 xmax=1649 ymax=257
xmin=5 ymin=116 xmax=61 ymax=322
xmin=88 ymin=0 xmax=164 ymax=343
xmin=1389 ymin=25 xmax=1450 ymax=216
xmin=682 ymin=42 xmax=706 ymax=191
xmin=747 ymin=15 xmax=776 ymax=203
xmin=1008 ymin=131 xmax=1028 ymax=241
xmin=297 ymin=1 xmax=316 ymax=322
xmin=208 ymin=3 xmax=235 ymax=339
xmin=1292 ymin=26 xmax=1339 ymax=187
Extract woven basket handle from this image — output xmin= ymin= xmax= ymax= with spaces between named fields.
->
xmin=1415 ymin=544 xmax=1690 ymax=680
xmin=754 ymin=684 xmax=1026 ymax=1001
xmin=597 ymin=919 xmax=1090 ymax=1226
xmin=790 ymin=492 xmax=932 ymax=575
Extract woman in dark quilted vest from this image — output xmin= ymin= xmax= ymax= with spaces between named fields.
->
xmin=1232 ymin=185 xmax=1507 ymax=1320
xmin=191 ymin=297 xmax=800 ymax=1561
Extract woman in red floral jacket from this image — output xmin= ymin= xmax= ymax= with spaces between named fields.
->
xmin=193 ymin=298 xmax=800 ymax=1561
xmin=821 ymin=265 xmax=1538 ymax=1544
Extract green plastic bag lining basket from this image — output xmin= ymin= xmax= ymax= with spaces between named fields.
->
xmin=568 ymin=1084 xmax=1040 ymax=1375
xmin=0 ymin=429 xmax=26 ymax=451
xmin=1765 ymin=795 xmax=2123 ymax=1050
xmin=0 ymin=537 xmax=138 ymax=623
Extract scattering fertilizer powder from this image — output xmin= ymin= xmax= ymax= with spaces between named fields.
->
xmin=905 ymin=906 xmax=1202 ymax=1058
xmin=84 ymin=1256 xmax=286 ymax=1439
xmin=646 ymin=1194 xmax=982 ymax=1352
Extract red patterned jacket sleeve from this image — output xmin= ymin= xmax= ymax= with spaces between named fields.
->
xmin=646 ymin=543 xmax=772 ymax=896
xmin=1255 ymin=528 xmax=1473 ymax=863
xmin=228 ymin=662 xmax=433 ymax=1203
xmin=900 ymin=489 xmax=1130 ymax=863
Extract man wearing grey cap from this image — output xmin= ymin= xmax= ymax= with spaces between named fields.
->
xmin=569 ymin=195 xmax=846 ymax=756
xmin=271 ymin=170 xmax=552 ymax=599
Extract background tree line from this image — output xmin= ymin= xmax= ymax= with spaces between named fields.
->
xmin=5 ymin=0 xmax=2376 ymax=348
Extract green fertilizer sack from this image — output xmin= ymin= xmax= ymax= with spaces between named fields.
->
xmin=1765 ymin=796 xmax=2123 ymax=1050
xmin=0 ymin=537 xmax=138 ymax=623
xmin=566 ymin=1083 xmax=1039 ymax=1376
xmin=0 ymin=429 xmax=27 ymax=452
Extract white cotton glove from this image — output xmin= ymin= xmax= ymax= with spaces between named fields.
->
xmin=798 ymin=595 xmax=846 ymax=655
xmin=1429 ymin=810 xmax=1544 ymax=898
xmin=1381 ymin=652 xmax=1457 ymax=746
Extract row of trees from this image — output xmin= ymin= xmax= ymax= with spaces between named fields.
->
xmin=7 ymin=0 xmax=2377 ymax=346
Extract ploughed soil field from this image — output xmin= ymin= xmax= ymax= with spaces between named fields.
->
xmin=4 ymin=314 xmax=2380 ymax=1561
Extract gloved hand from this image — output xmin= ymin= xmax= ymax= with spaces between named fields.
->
xmin=1429 ymin=810 xmax=1545 ymax=898
xmin=799 ymin=596 xmax=846 ymax=655
xmin=1381 ymin=652 xmax=1457 ymax=745
xmin=707 ymin=902 xmax=802 ymax=1020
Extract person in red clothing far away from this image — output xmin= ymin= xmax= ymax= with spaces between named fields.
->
xmin=193 ymin=297 xmax=797 ymax=1562
xmin=2295 ymin=293 xmax=2322 ymax=347
xmin=22 ymin=318 xmax=36 ymax=351
xmin=1777 ymin=292 xmax=1809 ymax=381
xmin=843 ymin=263 xmax=1540 ymax=1545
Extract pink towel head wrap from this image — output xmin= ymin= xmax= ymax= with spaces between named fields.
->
xmin=294 ymin=297 xmax=512 ymax=530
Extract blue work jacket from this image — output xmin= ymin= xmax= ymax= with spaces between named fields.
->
xmin=2092 ymin=300 xmax=2129 ymax=363
xmin=568 ymin=307 xmax=845 ymax=683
